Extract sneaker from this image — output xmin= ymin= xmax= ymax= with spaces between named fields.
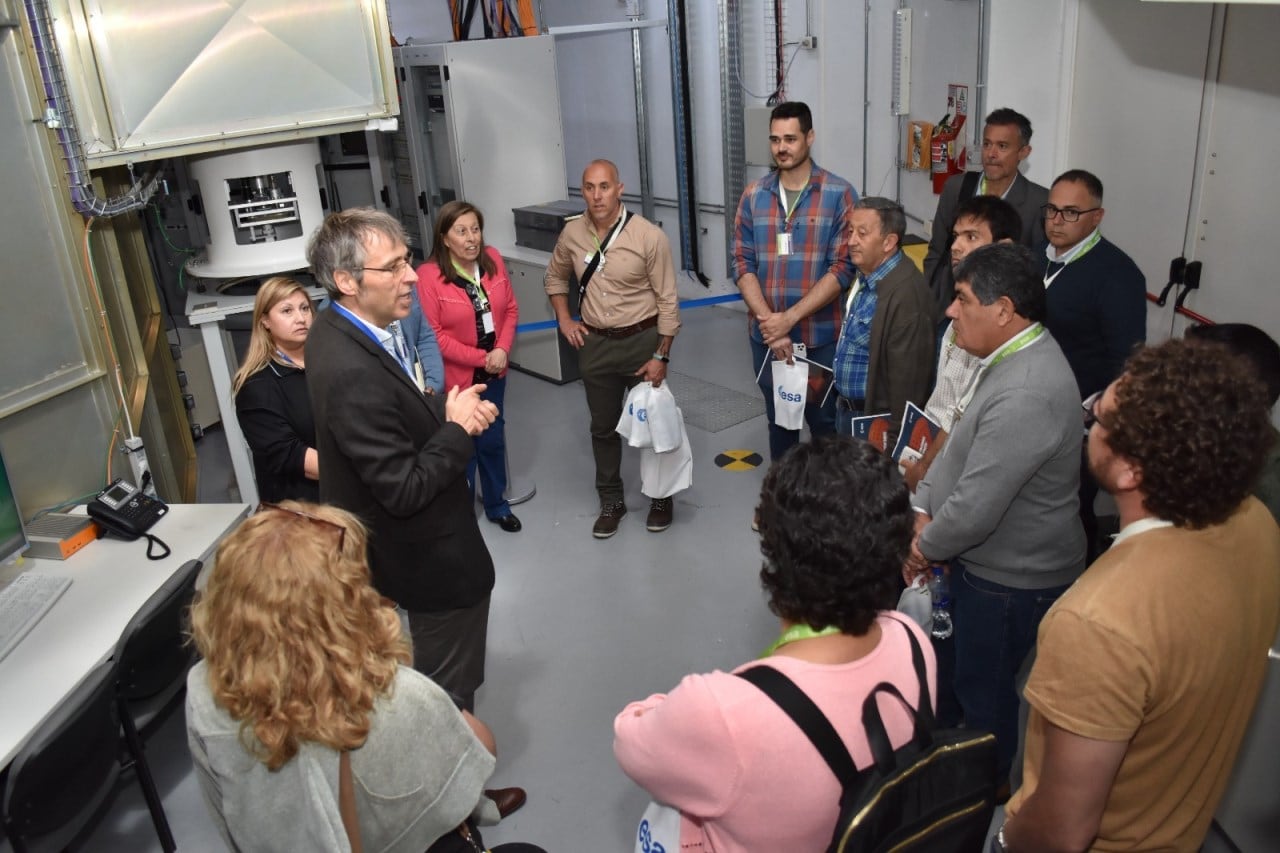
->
xmin=592 ymin=501 xmax=627 ymax=539
xmin=646 ymin=498 xmax=674 ymax=532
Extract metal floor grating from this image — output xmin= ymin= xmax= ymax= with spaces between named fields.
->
xmin=668 ymin=370 xmax=765 ymax=433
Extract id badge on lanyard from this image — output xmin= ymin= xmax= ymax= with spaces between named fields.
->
xmin=481 ymin=310 xmax=495 ymax=335
xmin=777 ymin=182 xmax=805 ymax=257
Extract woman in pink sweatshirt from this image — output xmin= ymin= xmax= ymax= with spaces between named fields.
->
xmin=614 ymin=437 xmax=937 ymax=852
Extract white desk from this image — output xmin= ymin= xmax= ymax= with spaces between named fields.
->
xmin=0 ymin=503 xmax=250 ymax=767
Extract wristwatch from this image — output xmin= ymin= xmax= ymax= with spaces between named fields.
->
xmin=652 ymin=351 xmax=670 ymax=363
xmin=989 ymin=825 xmax=1008 ymax=853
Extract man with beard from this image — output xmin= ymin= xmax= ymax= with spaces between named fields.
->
xmin=734 ymin=101 xmax=857 ymax=462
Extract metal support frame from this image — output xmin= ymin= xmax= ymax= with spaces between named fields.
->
xmin=718 ymin=0 xmax=745 ymax=271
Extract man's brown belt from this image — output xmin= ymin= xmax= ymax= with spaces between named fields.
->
xmin=583 ymin=315 xmax=658 ymax=339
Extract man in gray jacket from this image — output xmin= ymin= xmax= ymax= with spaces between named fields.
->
xmin=905 ymin=243 xmax=1085 ymax=786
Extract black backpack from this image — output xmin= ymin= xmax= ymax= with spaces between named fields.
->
xmin=737 ymin=616 xmax=997 ymax=852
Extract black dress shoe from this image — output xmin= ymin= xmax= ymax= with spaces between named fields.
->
xmin=489 ymin=514 xmax=522 ymax=532
xmin=485 ymin=786 xmax=527 ymax=818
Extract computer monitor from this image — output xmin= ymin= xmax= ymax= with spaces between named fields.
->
xmin=0 ymin=442 xmax=29 ymax=566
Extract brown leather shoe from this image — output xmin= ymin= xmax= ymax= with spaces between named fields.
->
xmin=592 ymin=501 xmax=627 ymax=539
xmin=646 ymin=498 xmax=673 ymax=532
xmin=485 ymin=786 xmax=527 ymax=819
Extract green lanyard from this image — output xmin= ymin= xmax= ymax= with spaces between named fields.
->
xmin=451 ymin=260 xmax=489 ymax=310
xmin=778 ymin=182 xmax=807 ymax=229
xmin=977 ymin=173 xmax=1016 ymax=200
xmin=985 ymin=322 xmax=1043 ymax=372
xmin=953 ymin=322 xmax=1045 ymax=423
xmin=1044 ymin=230 xmax=1101 ymax=288
xmin=763 ymin=623 xmax=842 ymax=657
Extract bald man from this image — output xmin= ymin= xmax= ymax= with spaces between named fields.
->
xmin=545 ymin=159 xmax=681 ymax=539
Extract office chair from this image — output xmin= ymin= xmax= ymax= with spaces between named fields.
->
xmin=0 ymin=657 xmax=122 ymax=853
xmin=113 ymin=557 xmax=203 ymax=853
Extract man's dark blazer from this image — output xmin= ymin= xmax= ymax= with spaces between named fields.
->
xmin=922 ymin=170 xmax=1049 ymax=312
xmin=306 ymin=306 xmax=494 ymax=613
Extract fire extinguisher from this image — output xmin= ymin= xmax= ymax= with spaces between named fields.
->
xmin=931 ymin=115 xmax=968 ymax=194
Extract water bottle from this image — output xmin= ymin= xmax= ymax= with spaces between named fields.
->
xmin=929 ymin=566 xmax=953 ymax=639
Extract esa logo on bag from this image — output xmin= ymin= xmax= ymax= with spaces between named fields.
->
xmin=777 ymin=385 xmax=803 ymax=403
xmin=628 ymin=403 xmax=648 ymax=422
xmin=637 ymin=818 xmax=666 ymax=853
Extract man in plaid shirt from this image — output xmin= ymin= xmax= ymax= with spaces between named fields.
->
xmin=831 ymin=197 xmax=935 ymax=446
xmin=734 ymin=101 xmax=857 ymax=461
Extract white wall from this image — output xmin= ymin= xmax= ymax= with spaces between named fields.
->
xmin=385 ymin=0 xmax=1280 ymax=352
xmin=984 ymin=0 xmax=1073 ymax=186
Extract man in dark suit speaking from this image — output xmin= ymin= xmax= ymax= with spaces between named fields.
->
xmin=305 ymin=208 xmax=498 ymax=712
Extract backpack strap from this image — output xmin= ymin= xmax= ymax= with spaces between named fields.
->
xmin=738 ymin=616 xmax=936 ymax=781
xmin=862 ymin=616 xmax=935 ymax=773
xmin=736 ymin=665 xmax=860 ymax=789
xmin=578 ymin=209 xmax=634 ymax=296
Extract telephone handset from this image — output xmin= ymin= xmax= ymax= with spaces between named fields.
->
xmin=88 ymin=478 xmax=168 ymax=541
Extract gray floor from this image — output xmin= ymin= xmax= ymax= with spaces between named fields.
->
xmin=49 ymin=305 xmax=788 ymax=852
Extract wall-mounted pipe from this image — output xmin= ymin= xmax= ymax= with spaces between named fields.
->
xmin=23 ymin=0 xmax=159 ymax=217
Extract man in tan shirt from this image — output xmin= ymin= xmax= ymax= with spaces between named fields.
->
xmin=997 ymin=339 xmax=1280 ymax=853
xmin=545 ymin=159 xmax=680 ymax=539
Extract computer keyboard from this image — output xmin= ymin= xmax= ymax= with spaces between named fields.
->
xmin=0 ymin=572 xmax=73 ymax=664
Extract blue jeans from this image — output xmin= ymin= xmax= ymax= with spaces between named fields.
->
xmin=750 ymin=337 xmax=837 ymax=461
xmin=834 ymin=399 xmax=864 ymax=437
xmin=952 ymin=563 xmax=1070 ymax=781
xmin=466 ymin=375 xmax=511 ymax=520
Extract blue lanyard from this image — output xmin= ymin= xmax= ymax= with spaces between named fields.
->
xmin=329 ymin=302 xmax=385 ymax=349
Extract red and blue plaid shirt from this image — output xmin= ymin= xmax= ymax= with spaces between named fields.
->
xmin=733 ymin=162 xmax=857 ymax=347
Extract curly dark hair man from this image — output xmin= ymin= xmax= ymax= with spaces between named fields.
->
xmin=1102 ymin=338 xmax=1272 ymax=528
xmin=757 ymin=436 xmax=914 ymax=635
xmin=1002 ymin=341 xmax=1280 ymax=853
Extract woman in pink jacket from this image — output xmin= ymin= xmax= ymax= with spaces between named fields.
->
xmin=417 ymin=201 xmax=521 ymax=531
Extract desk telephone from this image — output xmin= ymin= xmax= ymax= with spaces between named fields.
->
xmin=88 ymin=478 xmax=168 ymax=541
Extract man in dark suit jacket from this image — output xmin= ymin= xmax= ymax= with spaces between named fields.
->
xmin=922 ymin=108 xmax=1049 ymax=313
xmin=304 ymin=208 xmax=498 ymax=712
xmin=833 ymin=197 xmax=937 ymax=448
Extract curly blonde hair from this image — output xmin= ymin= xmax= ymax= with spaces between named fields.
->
xmin=189 ymin=501 xmax=410 ymax=769
xmin=231 ymin=277 xmax=313 ymax=396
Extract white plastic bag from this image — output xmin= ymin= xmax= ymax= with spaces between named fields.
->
xmin=616 ymin=382 xmax=654 ymax=448
xmin=645 ymin=381 xmax=683 ymax=454
xmin=897 ymin=574 xmax=933 ymax=631
xmin=641 ymin=415 xmax=693 ymax=498
xmin=635 ymin=800 xmax=682 ymax=853
xmin=771 ymin=358 xmax=808 ymax=430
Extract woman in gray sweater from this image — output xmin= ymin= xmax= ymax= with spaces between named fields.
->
xmin=186 ymin=501 xmax=542 ymax=853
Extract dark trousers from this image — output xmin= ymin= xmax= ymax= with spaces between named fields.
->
xmin=578 ymin=328 xmax=657 ymax=504
xmin=467 ymin=375 xmax=511 ymax=519
xmin=428 ymin=823 xmax=545 ymax=853
xmin=952 ymin=564 xmax=1069 ymax=782
xmin=407 ymin=595 xmax=490 ymax=712
xmin=750 ymin=337 xmax=838 ymax=461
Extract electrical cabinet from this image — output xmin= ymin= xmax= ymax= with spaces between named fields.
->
xmin=391 ymin=36 xmax=568 ymax=253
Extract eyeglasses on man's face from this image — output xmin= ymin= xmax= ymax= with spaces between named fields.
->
xmin=1042 ymin=203 xmax=1101 ymax=223
xmin=361 ymin=251 xmax=414 ymax=277
xmin=1081 ymin=390 xmax=1104 ymax=429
